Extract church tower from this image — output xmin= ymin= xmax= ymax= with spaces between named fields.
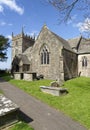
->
xmin=11 ymin=28 xmax=35 ymax=61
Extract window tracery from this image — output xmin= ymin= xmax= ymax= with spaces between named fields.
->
xmin=40 ymin=45 xmax=50 ymax=64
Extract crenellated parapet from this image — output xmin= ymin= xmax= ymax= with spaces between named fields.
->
xmin=23 ymin=34 xmax=35 ymax=41
xmin=12 ymin=33 xmax=23 ymax=40
xmin=12 ymin=32 xmax=35 ymax=41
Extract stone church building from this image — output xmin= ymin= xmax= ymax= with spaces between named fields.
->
xmin=11 ymin=25 xmax=90 ymax=82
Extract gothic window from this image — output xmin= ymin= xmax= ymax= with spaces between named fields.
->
xmin=41 ymin=53 xmax=43 ymax=64
xmin=82 ymin=56 xmax=87 ymax=67
xmin=40 ymin=45 xmax=50 ymax=64
xmin=47 ymin=51 xmax=49 ymax=64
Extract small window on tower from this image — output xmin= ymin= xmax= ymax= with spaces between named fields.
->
xmin=15 ymin=49 xmax=18 ymax=55
xmin=16 ymin=41 xmax=18 ymax=46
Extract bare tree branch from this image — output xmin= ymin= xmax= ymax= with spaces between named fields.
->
xmin=48 ymin=0 xmax=90 ymax=22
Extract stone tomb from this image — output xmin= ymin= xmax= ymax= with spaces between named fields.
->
xmin=40 ymin=81 xmax=68 ymax=96
xmin=14 ymin=72 xmax=37 ymax=81
xmin=0 ymin=95 xmax=19 ymax=129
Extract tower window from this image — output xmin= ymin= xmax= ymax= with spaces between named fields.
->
xmin=82 ymin=56 xmax=87 ymax=67
xmin=40 ymin=45 xmax=50 ymax=64
xmin=16 ymin=41 xmax=18 ymax=46
xmin=15 ymin=49 xmax=18 ymax=55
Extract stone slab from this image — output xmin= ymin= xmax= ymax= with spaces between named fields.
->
xmin=40 ymin=86 xmax=68 ymax=96
xmin=0 ymin=94 xmax=19 ymax=128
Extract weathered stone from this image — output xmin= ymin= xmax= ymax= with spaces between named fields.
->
xmin=0 ymin=95 xmax=19 ymax=129
xmin=40 ymin=86 xmax=68 ymax=96
xmin=12 ymin=25 xmax=90 ymax=82
xmin=50 ymin=81 xmax=60 ymax=87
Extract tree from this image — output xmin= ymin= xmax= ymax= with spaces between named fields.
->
xmin=0 ymin=35 xmax=9 ymax=61
xmin=48 ymin=0 xmax=90 ymax=22
xmin=47 ymin=0 xmax=90 ymax=36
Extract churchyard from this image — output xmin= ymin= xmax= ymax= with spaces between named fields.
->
xmin=0 ymin=92 xmax=34 ymax=130
xmin=0 ymin=74 xmax=90 ymax=129
xmin=5 ymin=122 xmax=34 ymax=130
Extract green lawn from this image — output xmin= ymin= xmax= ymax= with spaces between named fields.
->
xmin=2 ymin=75 xmax=90 ymax=129
xmin=9 ymin=122 xmax=34 ymax=130
xmin=0 ymin=90 xmax=2 ymax=93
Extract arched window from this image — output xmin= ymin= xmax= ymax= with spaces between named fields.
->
xmin=40 ymin=45 xmax=50 ymax=64
xmin=82 ymin=56 xmax=87 ymax=67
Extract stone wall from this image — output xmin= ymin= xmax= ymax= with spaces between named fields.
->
xmin=12 ymin=33 xmax=35 ymax=62
xmin=78 ymin=54 xmax=90 ymax=77
xmin=12 ymin=34 xmax=23 ymax=61
xmin=22 ymin=36 xmax=35 ymax=52
xmin=14 ymin=73 xmax=21 ymax=80
xmin=30 ymin=26 xmax=64 ymax=82
xmin=23 ymin=73 xmax=33 ymax=81
xmin=14 ymin=72 xmax=36 ymax=81
xmin=62 ymin=49 xmax=78 ymax=80
xmin=12 ymin=25 xmax=79 ymax=82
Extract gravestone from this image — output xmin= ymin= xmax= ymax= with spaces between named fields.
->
xmin=0 ymin=95 xmax=19 ymax=129
xmin=50 ymin=81 xmax=60 ymax=87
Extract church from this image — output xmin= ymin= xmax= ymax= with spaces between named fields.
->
xmin=11 ymin=25 xmax=90 ymax=83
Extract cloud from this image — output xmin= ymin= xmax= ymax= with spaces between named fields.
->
xmin=67 ymin=15 xmax=77 ymax=25
xmin=0 ymin=5 xmax=3 ymax=12
xmin=8 ymin=23 xmax=13 ymax=26
xmin=76 ymin=18 xmax=90 ymax=32
xmin=0 ymin=21 xmax=6 ymax=26
xmin=0 ymin=0 xmax=24 ymax=15
xmin=0 ymin=21 xmax=13 ymax=26
xmin=6 ymin=35 xmax=12 ymax=40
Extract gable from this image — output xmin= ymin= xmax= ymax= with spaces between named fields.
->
xmin=34 ymin=25 xmax=73 ymax=53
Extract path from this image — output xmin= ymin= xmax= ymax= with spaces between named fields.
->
xmin=0 ymin=78 xmax=87 ymax=130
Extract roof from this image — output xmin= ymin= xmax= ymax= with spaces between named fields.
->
xmin=12 ymin=54 xmax=30 ymax=65
xmin=51 ymin=31 xmax=74 ymax=52
xmin=0 ymin=94 xmax=19 ymax=116
xmin=68 ymin=36 xmax=81 ymax=48
xmin=77 ymin=37 xmax=90 ymax=54
xmin=19 ymin=55 xmax=30 ymax=64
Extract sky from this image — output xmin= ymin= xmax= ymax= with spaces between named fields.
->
xmin=0 ymin=0 xmax=89 ymax=69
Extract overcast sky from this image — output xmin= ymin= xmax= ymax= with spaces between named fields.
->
xmin=0 ymin=0 xmax=89 ymax=69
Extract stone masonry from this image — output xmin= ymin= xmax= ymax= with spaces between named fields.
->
xmin=11 ymin=25 xmax=90 ymax=82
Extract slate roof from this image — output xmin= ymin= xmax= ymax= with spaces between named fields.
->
xmin=19 ymin=54 xmax=30 ymax=64
xmin=12 ymin=54 xmax=30 ymax=65
xmin=67 ymin=36 xmax=90 ymax=54
xmin=77 ymin=37 xmax=90 ymax=54
xmin=68 ymin=36 xmax=81 ymax=49
xmin=51 ymin=31 xmax=74 ymax=52
xmin=0 ymin=94 xmax=19 ymax=116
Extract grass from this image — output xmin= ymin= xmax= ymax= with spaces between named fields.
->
xmin=2 ymin=74 xmax=90 ymax=129
xmin=9 ymin=122 xmax=34 ymax=130
xmin=0 ymin=88 xmax=3 ymax=94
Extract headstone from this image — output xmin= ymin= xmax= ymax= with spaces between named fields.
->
xmin=50 ymin=81 xmax=60 ymax=87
